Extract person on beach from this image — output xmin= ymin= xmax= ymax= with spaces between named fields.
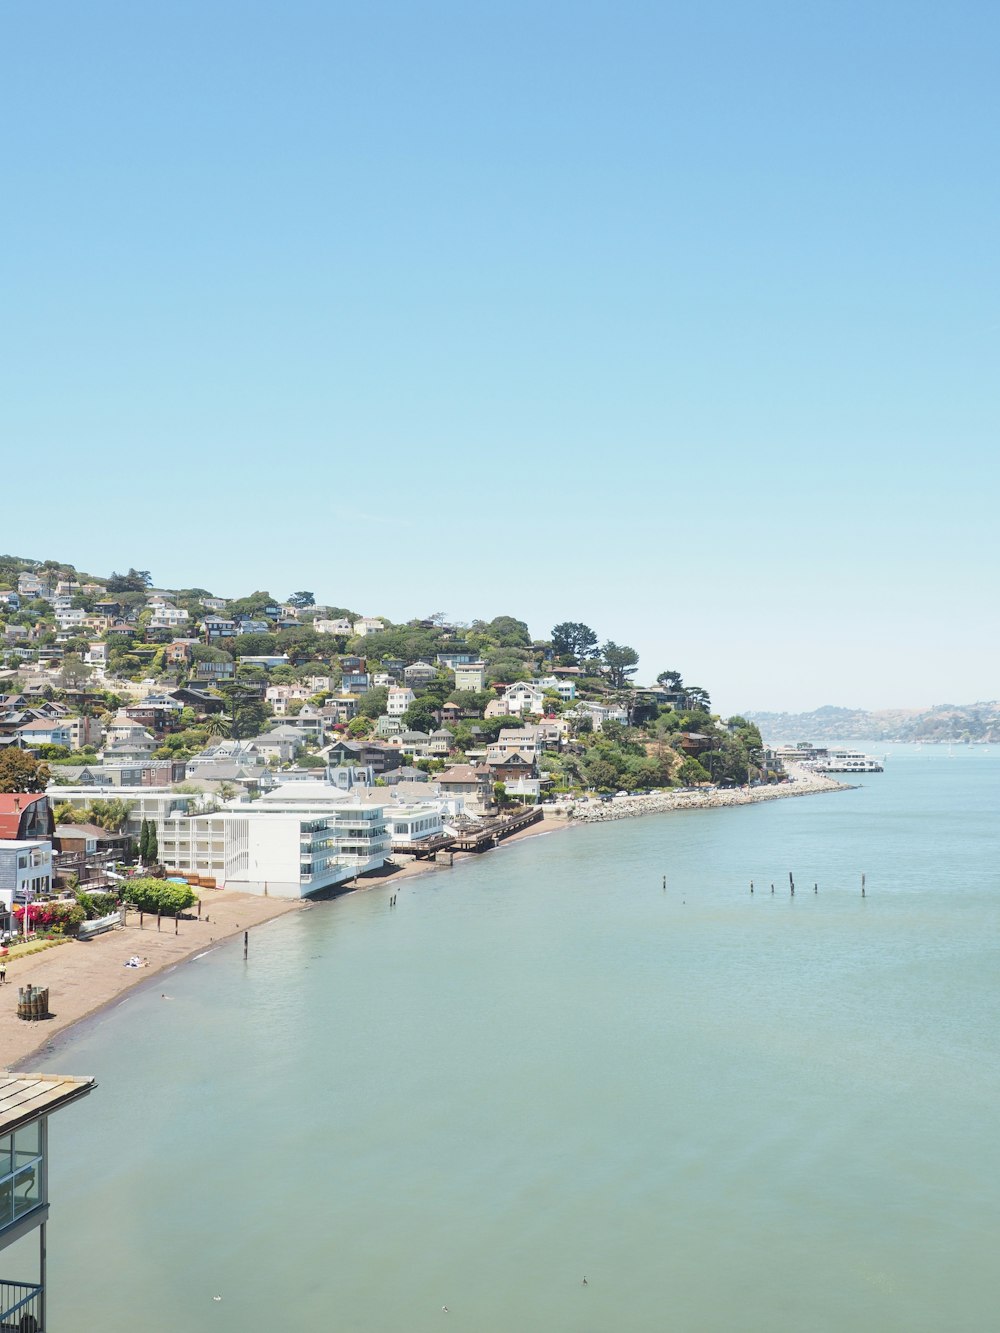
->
xmin=0 ymin=960 xmax=6 ymax=984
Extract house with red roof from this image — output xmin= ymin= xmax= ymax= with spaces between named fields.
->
xmin=0 ymin=792 xmax=54 ymax=841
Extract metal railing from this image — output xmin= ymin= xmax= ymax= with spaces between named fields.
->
xmin=0 ymin=1278 xmax=43 ymax=1329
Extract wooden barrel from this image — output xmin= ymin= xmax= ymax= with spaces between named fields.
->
xmin=16 ymin=985 xmax=50 ymax=1021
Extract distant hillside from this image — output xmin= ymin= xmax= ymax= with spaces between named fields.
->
xmin=747 ymin=702 xmax=1000 ymax=745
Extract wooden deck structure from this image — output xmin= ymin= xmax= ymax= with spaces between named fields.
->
xmin=450 ymin=807 xmax=542 ymax=851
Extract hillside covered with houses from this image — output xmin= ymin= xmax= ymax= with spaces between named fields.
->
xmin=0 ymin=553 xmax=781 ymax=910
xmin=0 ymin=554 xmax=769 ymax=803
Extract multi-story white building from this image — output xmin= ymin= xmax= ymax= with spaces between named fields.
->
xmin=387 ymin=686 xmax=415 ymax=717
xmin=148 ymin=604 xmax=190 ymax=630
xmin=157 ymin=801 xmax=390 ymax=897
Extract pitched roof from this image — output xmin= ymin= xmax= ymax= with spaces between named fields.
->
xmin=0 ymin=792 xmax=49 ymax=840
xmin=54 ymin=822 xmax=117 ymax=840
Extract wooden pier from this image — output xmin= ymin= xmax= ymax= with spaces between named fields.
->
xmin=451 ymin=807 xmax=542 ymax=852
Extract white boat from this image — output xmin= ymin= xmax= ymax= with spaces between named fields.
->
xmin=812 ymin=749 xmax=884 ymax=773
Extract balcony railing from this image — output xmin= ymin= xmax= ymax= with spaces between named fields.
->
xmin=0 ymin=1278 xmax=43 ymax=1329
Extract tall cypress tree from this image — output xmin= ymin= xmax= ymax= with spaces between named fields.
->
xmin=138 ymin=818 xmax=149 ymax=863
xmin=147 ymin=822 xmax=158 ymax=866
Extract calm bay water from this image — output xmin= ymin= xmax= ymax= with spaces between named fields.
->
xmin=29 ymin=747 xmax=1000 ymax=1330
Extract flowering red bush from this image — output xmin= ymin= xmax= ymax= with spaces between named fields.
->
xmin=13 ymin=902 xmax=86 ymax=933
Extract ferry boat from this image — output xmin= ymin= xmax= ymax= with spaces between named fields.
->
xmin=813 ymin=749 xmax=884 ymax=773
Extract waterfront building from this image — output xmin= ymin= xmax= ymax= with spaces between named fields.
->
xmin=0 ymin=1072 xmax=96 ymax=1330
xmin=157 ymin=801 xmax=389 ymax=897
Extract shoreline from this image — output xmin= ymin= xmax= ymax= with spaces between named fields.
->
xmin=557 ymin=763 xmax=851 ymax=822
xmin=1 ymin=892 xmax=303 ymax=1071
xmin=2 ymin=774 xmax=839 ymax=1070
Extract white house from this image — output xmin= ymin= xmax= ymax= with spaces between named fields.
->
xmin=385 ymin=805 xmax=445 ymax=848
xmin=352 ymin=618 xmax=386 ymax=637
xmin=499 ymin=683 xmax=546 ymax=716
xmin=532 ymin=675 xmax=576 ymax=701
xmin=564 ymin=701 xmax=629 ymax=731
xmin=314 ymin=618 xmax=353 ymax=635
xmin=265 ymin=683 xmax=312 ymax=716
xmin=387 ymin=686 xmax=416 ymax=717
xmin=149 ymin=605 xmax=190 ymax=630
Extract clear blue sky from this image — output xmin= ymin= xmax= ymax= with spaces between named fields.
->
xmin=3 ymin=1 xmax=997 ymax=713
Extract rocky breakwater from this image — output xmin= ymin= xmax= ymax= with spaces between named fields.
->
xmin=559 ymin=763 xmax=850 ymax=824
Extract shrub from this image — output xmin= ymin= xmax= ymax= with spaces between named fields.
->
xmin=120 ymin=876 xmax=195 ymax=916
xmin=13 ymin=901 xmax=86 ymax=934
xmin=76 ymin=890 xmax=121 ymax=920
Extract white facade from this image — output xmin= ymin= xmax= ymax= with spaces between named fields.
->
xmin=501 ymin=683 xmax=546 ymax=716
xmin=149 ymin=608 xmax=190 ymax=630
xmin=353 ymin=618 xmax=385 ymax=637
xmin=314 ymin=618 xmax=353 ymax=634
xmin=387 ymin=686 xmax=415 ymax=716
xmin=386 ymin=805 xmax=444 ymax=846
xmin=533 ymin=675 xmax=576 ymax=701
xmin=157 ymin=803 xmax=389 ymax=898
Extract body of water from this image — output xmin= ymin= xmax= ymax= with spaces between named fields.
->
xmin=26 ymin=746 xmax=1000 ymax=1329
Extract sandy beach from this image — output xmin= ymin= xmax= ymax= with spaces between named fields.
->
xmin=1 ymin=891 xmax=302 ymax=1071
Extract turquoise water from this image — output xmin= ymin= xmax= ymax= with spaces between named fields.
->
xmin=30 ymin=747 xmax=1000 ymax=1329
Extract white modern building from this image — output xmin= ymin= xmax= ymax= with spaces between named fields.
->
xmin=387 ymin=686 xmax=415 ymax=717
xmin=157 ymin=799 xmax=389 ymax=897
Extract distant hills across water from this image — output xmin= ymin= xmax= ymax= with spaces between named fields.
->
xmin=745 ymin=702 xmax=1000 ymax=745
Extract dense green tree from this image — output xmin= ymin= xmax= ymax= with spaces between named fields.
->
xmin=358 ymin=687 xmax=389 ymax=719
xmin=656 ymin=670 xmax=683 ymax=689
xmin=402 ymin=701 xmax=439 ymax=734
xmin=601 ymin=641 xmax=640 ymax=689
xmin=232 ymin=633 xmax=279 ymax=657
xmin=472 ymin=616 xmax=531 ymax=648
xmin=0 ymin=749 xmax=50 ymax=793
xmin=58 ymin=653 xmax=92 ymax=690
xmin=106 ymin=568 xmax=152 ymax=593
xmin=678 ymin=757 xmax=712 ymax=785
xmin=226 ymin=591 xmax=275 ymax=618
xmin=551 ymin=622 xmax=599 ymax=660
xmin=684 ymin=685 xmax=712 ymax=712
xmin=120 ymin=877 xmax=194 ymax=915
xmin=86 ymin=798 xmax=135 ymax=833
xmin=287 ymin=591 xmax=315 ymax=608
xmin=138 ymin=819 xmax=150 ymax=862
